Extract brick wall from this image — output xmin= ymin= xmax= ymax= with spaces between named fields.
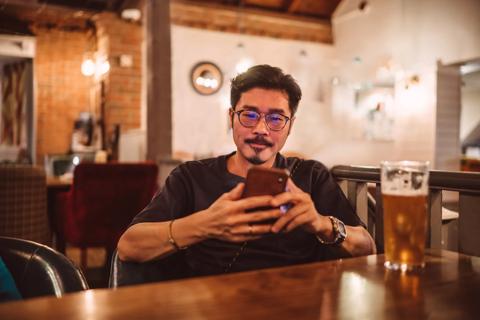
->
xmin=34 ymin=27 xmax=93 ymax=163
xmin=33 ymin=14 xmax=143 ymax=163
xmin=96 ymin=13 xmax=143 ymax=139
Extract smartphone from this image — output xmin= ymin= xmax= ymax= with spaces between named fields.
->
xmin=242 ymin=167 xmax=289 ymax=198
xmin=241 ymin=167 xmax=289 ymax=221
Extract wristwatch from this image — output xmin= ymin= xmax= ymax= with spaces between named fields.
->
xmin=316 ymin=216 xmax=347 ymax=245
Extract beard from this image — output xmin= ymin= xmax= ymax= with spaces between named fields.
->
xmin=246 ymin=155 xmax=266 ymax=165
xmin=244 ymin=136 xmax=274 ymax=165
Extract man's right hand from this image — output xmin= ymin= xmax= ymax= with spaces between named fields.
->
xmin=197 ymin=183 xmax=283 ymax=242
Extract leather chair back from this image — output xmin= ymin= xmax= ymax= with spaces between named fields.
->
xmin=0 ymin=236 xmax=88 ymax=298
xmin=109 ymin=250 xmax=191 ymax=288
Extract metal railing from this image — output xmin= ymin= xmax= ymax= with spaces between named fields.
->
xmin=331 ymin=165 xmax=480 ymax=256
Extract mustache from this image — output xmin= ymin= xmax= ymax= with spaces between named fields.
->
xmin=244 ymin=136 xmax=274 ymax=147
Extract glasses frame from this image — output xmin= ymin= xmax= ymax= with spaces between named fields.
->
xmin=231 ymin=109 xmax=291 ymax=131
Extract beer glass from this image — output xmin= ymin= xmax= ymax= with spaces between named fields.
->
xmin=381 ymin=161 xmax=429 ymax=271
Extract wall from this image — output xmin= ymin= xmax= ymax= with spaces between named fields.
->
xmin=95 ymin=13 xmax=143 ymax=133
xmin=163 ymin=0 xmax=480 ymax=168
xmin=33 ymin=14 xmax=142 ymax=163
xmin=170 ymin=25 xmax=335 ymax=160
xmin=435 ymin=65 xmax=462 ymax=171
xmin=33 ymin=27 xmax=93 ymax=163
xmin=329 ymin=0 xmax=480 ymax=168
xmin=460 ymin=71 xmax=480 ymax=141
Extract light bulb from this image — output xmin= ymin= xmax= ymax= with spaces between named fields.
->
xmin=99 ymin=60 xmax=110 ymax=75
xmin=81 ymin=59 xmax=95 ymax=76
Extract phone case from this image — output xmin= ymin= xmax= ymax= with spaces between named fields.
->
xmin=242 ymin=167 xmax=289 ymax=198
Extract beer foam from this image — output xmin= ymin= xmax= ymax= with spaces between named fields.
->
xmin=381 ymin=166 xmax=429 ymax=196
xmin=381 ymin=188 xmax=427 ymax=196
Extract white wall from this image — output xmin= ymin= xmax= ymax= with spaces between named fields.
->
xmin=329 ymin=0 xmax=480 ymax=168
xmin=171 ymin=25 xmax=335 ymax=160
xmin=460 ymin=71 xmax=480 ymax=141
xmin=139 ymin=0 xmax=480 ymax=168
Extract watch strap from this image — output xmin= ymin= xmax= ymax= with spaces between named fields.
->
xmin=315 ymin=216 xmax=347 ymax=245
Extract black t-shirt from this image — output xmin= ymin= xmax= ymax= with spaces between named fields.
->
xmin=132 ymin=152 xmax=363 ymax=276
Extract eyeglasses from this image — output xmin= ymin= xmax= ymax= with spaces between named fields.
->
xmin=232 ymin=109 xmax=291 ymax=131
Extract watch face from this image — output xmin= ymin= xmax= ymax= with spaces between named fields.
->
xmin=337 ymin=219 xmax=346 ymax=236
xmin=334 ymin=217 xmax=347 ymax=244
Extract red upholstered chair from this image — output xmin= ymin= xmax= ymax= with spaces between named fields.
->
xmin=53 ymin=162 xmax=158 ymax=269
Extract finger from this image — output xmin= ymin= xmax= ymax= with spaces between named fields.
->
xmin=271 ymin=202 xmax=310 ymax=233
xmin=235 ymin=195 xmax=275 ymax=211
xmin=270 ymin=191 xmax=307 ymax=208
xmin=287 ymin=179 xmax=303 ymax=193
xmin=228 ymin=235 xmax=262 ymax=243
xmin=283 ymin=214 xmax=312 ymax=233
xmin=232 ymin=208 xmax=283 ymax=225
xmin=221 ymin=183 xmax=245 ymax=200
xmin=248 ymin=223 xmax=273 ymax=235
xmin=230 ymin=223 xmax=273 ymax=236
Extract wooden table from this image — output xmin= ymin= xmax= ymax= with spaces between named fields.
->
xmin=46 ymin=176 xmax=72 ymax=189
xmin=1 ymin=250 xmax=479 ymax=319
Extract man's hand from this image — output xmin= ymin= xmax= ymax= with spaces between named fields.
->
xmin=270 ymin=179 xmax=331 ymax=237
xmin=198 ymin=183 xmax=284 ymax=242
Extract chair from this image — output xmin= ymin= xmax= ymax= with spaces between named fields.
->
xmin=0 ymin=236 xmax=88 ymax=298
xmin=53 ymin=162 xmax=158 ymax=269
xmin=0 ymin=164 xmax=51 ymax=245
xmin=109 ymin=249 xmax=191 ymax=288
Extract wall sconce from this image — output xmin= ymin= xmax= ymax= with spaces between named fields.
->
xmin=121 ymin=8 xmax=141 ymax=22
xmin=81 ymin=55 xmax=110 ymax=78
xmin=190 ymin=61 xmax=223 ymax=95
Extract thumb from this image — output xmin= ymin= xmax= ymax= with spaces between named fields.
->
xmin=221 ymin=183 xmax=245 ymax=200
xmin=287 ymin=179 xmax=302 ymax=193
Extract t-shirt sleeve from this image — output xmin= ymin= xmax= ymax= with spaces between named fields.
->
xmin=130 ymin=165 xmax=192 ymax=225
xmin=309 ymin=162 xmax=365 ymax=227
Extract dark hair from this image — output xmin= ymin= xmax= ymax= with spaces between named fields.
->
xmin=230 ymin=64 xmax=302 ymax=116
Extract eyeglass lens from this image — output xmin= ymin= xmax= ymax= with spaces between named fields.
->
xmin=238 ymin=110 xmax=287 ymax=130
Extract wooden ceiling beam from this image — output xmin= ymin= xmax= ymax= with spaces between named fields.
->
xmin=171 ymin=0 xmax=333 ymax=44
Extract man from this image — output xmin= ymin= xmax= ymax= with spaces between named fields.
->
xmin=118 ymin=65 xmax=375 ymax=276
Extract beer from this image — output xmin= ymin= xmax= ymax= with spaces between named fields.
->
xmin=383 ymin=193 xmax=427 ymax=269
xmin=381 ymin=160 xmax=429 ymax=271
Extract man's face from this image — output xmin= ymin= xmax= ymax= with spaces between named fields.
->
xmin=231 ymin=88 xmax=293 ymax=165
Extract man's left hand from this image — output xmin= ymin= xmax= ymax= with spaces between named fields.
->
xmin=270 ymin=179 xmax=331 ymax=236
